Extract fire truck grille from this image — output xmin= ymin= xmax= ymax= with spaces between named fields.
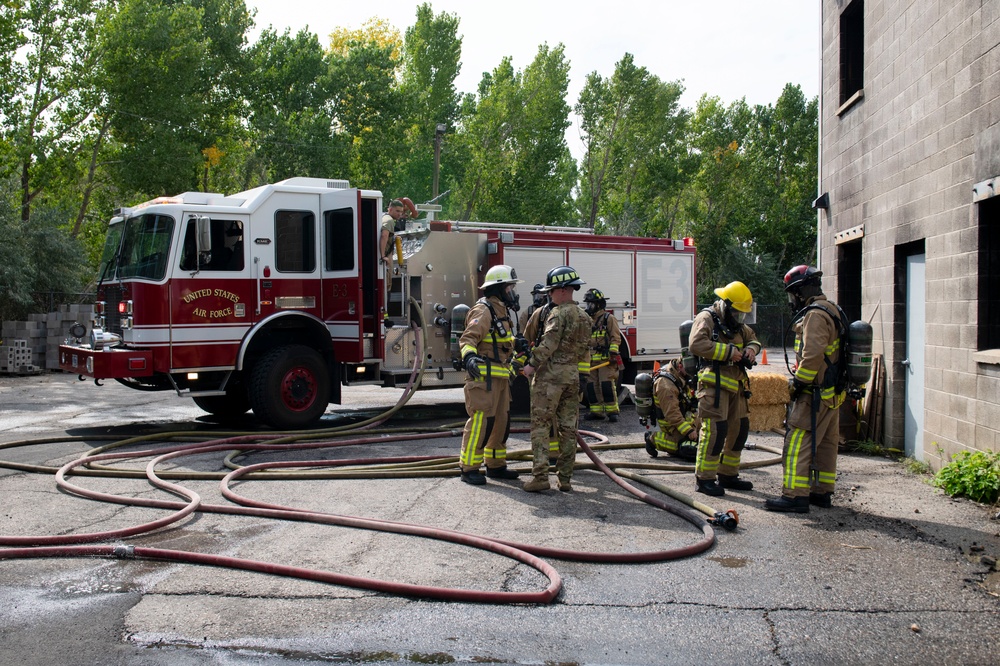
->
xmin=103 ymin=284 xmax=124 ymax=335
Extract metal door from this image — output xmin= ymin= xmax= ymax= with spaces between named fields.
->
xmin=319 ymin=188 xmax=364 ymax=363
xmin=903 ymin=253 xmax=925 ymax=459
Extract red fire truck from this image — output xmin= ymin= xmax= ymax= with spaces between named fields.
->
xmin=59 ymin=178 xmax=696 ymax=429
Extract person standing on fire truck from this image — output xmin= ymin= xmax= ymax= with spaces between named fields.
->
xmin=458 ymin=265 xmax=524 ymax=485
xmin=522 ymin=266 xmax=592 ymax=492
xmin=380 ymin=199 xmax=405 ymax=261
xmin=583 ymin=288 xmax=622 ymax=422
xmin=689 ymin=281 xmax=761 ymax=497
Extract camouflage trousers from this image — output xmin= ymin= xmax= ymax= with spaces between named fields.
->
xmin=529 ymin=364 xmax=580 ymax=481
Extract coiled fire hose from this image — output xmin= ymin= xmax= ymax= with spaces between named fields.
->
xmin=0 ymin=299 xmax=784 ymax=604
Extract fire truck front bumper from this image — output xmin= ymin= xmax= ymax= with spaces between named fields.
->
xmin=59 ymin=344 xmax=154 ymax=379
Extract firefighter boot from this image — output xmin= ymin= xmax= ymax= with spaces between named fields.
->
xmin=608 ymin=413 xmax=619 ymax=423
xmin=809 ymin=492 xmax=833 ymax=508
xmin=485 ymin=465 xmax=520 ymax=480
xmin=523 ymin=476 xmax=551 ymax=492
xmin=696 ymin=479 xmax=725 ymax=497
xmin=718 ymin=474 xmax=754 ymax=491
xmin=644 ymin=431 xmax=658 ymax=458
xmin=764 ymin=495 xmax=810 ymax=513
xmin=585 ymin=412 xmax=607 ymax=421
xmin=460 ymin=470 xmax=487 ymax=486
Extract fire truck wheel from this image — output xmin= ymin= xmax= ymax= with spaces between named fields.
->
xmin=249 ymin=344 xmax=330 ymax=429
xmin=192 ymin=390 xmax=250 ymax=421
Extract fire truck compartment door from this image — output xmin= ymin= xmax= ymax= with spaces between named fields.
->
xmin=319 ymin=188 xmax=365 ymax=363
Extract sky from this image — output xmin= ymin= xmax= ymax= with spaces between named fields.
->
xmin=247 ymin=0 xmax=821 ymax=158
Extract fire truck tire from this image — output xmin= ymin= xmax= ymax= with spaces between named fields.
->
xmin=249 ymin=344 xmax=330 ymax=429
xmin=192 ymin=390 xmax=250 ymax=421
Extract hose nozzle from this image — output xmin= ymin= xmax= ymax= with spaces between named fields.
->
xmin=711 ymin=509 xmax=739 ymax=531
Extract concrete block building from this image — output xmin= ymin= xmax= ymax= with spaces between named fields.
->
xmin=819 ymin=0 xmax=1000 ymax=466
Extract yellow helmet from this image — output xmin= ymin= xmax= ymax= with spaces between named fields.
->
xmin=479 ymin=264 xmax=523 ymax=289
xmin=713 ymin=281 xmax=753 ymax=313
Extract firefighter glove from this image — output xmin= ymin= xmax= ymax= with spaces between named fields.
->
xmin=513 ymin=335 xmax=529 ymax=354
xmin=463 ymin=353 xmax=484 ymax=379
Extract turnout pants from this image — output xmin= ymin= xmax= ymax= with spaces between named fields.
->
xmin=695 ymin=383 xmax=749 ymax=481
xmin=781 ymin=392 xmax=840 ymax=496
xmin=459 ymin=377 xmax=511 ymax=472
xmin=587 ymin=363 xmax=620 ymax=416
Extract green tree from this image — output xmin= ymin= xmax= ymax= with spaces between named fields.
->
xmin=575 ymin=53 xmax=689 ymax=234
xmin=328 ymin=31 xmax=406 ymax=191
xmin=392 ymin=3 xmax=463 ymax=204
xmin=0 ymin=0 xmax=106 ymax=223
xmin=98 ymin=0 xmax=251 ymax=198
xmin=451 ymin=44 xmax=574 ymax=224
xmin=243 ymin=27 xmax=341 ymax=185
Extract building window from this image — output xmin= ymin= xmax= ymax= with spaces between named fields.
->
xmin=840 ymin=0 xmax=864 ymax=106
xmin=978 ymin=196 xmax=1000 ymax=350
xmin=275 ymin=210 xmax=316 ymax=273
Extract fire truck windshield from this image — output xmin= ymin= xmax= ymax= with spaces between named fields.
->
xmin=96 ymin=222 xmax=124 ymax=282
xmin=116 ymin=213 xmax=175 ymax=281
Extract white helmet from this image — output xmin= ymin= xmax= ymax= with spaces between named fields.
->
xmin=479 ymin=264 xmax=523 ymax=289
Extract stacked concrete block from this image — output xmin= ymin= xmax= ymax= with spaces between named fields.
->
xmin=0 ymin=339 xmax=37 ymax=374
xmin=1 ymin=303 xmax=94 ymax=373
xmin=45 ymin=304 xmax=94 ymax=370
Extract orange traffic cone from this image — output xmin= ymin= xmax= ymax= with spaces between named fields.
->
xmin=760 ymin=349 xmax=769 ymax=365
xmin=653 ymin=360 xmax=660 ymax=373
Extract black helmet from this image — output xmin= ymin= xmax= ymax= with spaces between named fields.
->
xmin=531 ymin=283 xmax=545 ymax=295
xmin=583 ymin=288 xmax=606 ymax=303
xmin=783 ymin=265 xmax=823 ymax=292
xmin=542 ymin=265 xmax=585 ymax=291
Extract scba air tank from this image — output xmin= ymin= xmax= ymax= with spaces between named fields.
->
xmin=450 ymin=304 xmax=470 ymax=364
xmin=634 ymin=372 xmax=654 ymax=424
xmin=678 ymin=319 xmax=698 ymax=378
xmin=847 ymin=319 xmax=873 ymax=385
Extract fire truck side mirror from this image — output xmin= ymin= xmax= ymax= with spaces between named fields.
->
xmin=195 ymin=216 xmax=212 ymax=254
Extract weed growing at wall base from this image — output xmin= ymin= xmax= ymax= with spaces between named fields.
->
xmin=932 ymin=449 xmax=1000 ymax=504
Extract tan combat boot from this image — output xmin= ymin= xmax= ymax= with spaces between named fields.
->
xmin=522 ymin=476 xmax=550 ymax=492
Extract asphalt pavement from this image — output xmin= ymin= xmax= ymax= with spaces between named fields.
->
xmin=1 ymin=370 xmax=998 ymax=666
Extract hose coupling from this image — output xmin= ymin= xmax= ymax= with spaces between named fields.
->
xmin=112 ymin=544 xmax=136 ymax=559
xmin=711 ymin=510 xmax=739 ymax=531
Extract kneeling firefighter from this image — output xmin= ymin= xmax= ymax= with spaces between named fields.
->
xmin=458 ymin=265 xmax=523 ymax=485
xmin=636 ymin=358 xmax=699 ymax=460
xmin=689 ymin=281 xmax=761 ymax=496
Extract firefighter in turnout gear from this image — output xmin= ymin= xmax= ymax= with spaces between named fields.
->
xmin=519 ymin=283 xmax=547 ymax=332
xmin=689 ymin=281 xmax=761 ymax=496
xmin=583 ymin=288 xmax=623 ymax=422
xmin=522 ymin=266 xmax=592 ymax=492
xmin=765 ymin=266 xmax=844 ymax=513
xmin=644 ymin=358 xmax=699 ymax=460
xmin=458 ymin=265 xmax=523 ymax=485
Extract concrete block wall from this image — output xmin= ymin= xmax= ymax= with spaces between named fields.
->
xmin=820 ymin=0 xmax=1000 ymax=466
xmin=1 ymin=304 xmax=94 ymax=373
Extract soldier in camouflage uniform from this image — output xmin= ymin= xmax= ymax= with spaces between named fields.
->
xmin=457 ymin=265 xmax=523 ymax=486
xmin=522 ymin=266 xmax=592 ymax=492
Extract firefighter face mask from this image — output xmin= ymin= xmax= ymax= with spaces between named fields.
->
xmin=502 ymin=285 xmax=520 ymax=311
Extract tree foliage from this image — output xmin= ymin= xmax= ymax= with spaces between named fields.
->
xmin=0 ymin=1 xmax=819 ymax=317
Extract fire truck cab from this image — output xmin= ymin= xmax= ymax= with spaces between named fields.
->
xmin=60 ymin=177 xmax=696 ymax=429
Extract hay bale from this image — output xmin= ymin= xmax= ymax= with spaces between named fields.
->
xmin=748 ymin=372 xmax=790 ymax=406
xmin=749 ymin=404 xmax=787 ymax=433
